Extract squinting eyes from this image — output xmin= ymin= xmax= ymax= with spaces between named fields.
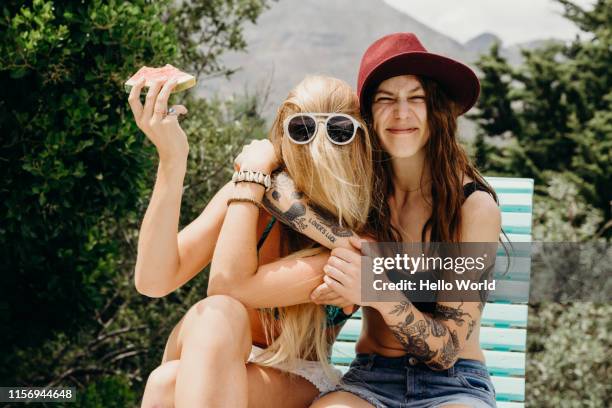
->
xmin=374 ymin=95 xmax=426 ymax=103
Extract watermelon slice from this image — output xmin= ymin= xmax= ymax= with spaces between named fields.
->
xmin=124 ymin=64 xmax=196 ymax=94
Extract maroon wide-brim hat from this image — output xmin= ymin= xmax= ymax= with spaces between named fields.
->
xmin=357 ymin=33 xmax=480 ymax=116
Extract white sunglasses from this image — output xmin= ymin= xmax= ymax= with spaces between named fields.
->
xmin=283 ymin=113 xmax=362 ymax=145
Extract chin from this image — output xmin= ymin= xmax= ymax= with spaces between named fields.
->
xmin=380 ymin=139 xmax=422 ymax=159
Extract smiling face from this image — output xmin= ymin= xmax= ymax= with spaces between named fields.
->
xmin=371 ymin=75 xmax=429 ymax=159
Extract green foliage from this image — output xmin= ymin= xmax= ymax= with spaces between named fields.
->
xmin=0 ymin=0 xmax=270 ymax=393
xmin=72 ymin=375 xmax=138 ymax=408
xmin=469 ymin=0 xmax=611 ymax=222
xmin=527 ymin=303 xmax=612 ymax=407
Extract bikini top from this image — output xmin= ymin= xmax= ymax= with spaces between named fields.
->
xmin=257 ymin=216 xmax=354 ymax=327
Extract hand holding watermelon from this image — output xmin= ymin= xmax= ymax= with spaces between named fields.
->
xmin=127 ymin=65 xmax=194 ymax=163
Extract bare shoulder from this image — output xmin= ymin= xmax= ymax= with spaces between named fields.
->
xmin=461 ymin=191 xmax=501 ymax=241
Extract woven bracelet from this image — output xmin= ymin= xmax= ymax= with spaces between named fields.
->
xmin=227 ymin=197 xmax=263 ymax=210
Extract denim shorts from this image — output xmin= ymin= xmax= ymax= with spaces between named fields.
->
xmin=317 ymin=353 xmax=497 ymax=408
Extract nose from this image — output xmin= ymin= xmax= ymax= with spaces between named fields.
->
xmin=394 ymin=99 xmax=412 ymax=119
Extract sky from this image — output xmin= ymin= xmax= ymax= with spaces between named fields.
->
xmin=383 ymin=0 xmax=596 ymax=45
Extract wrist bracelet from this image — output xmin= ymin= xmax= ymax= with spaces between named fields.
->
xmin=227 ymin=197 xmax=263 ymax=210
xmin=232 ymin=169 xmax=271 ymax=191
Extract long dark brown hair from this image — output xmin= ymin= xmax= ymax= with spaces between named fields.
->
xmin=366 ymin=76 xmax=499 ymax=243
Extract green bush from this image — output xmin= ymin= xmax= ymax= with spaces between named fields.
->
xmin=527 ymin=303 xmax=612 ymax=407
xmin=0 ymin=0 xmax=271 ymax=394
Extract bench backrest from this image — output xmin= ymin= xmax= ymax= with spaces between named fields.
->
xmin=331 ymin=177 xmax=534 ymax=408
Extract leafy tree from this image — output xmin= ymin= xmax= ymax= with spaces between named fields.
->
xmin=470 ymin=0 xmax=611 ymax=223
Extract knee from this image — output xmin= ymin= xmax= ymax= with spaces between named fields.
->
xmin=182 ymin=295 xmax=251 ymax=346
xmin=147 ymin=361 xmax=179 ymax=390
xmin=142 ymin=361 xmax=179 ymax=407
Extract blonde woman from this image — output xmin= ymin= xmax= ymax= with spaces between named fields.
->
xmin=129 ymin=75 xmax=373 ymax=407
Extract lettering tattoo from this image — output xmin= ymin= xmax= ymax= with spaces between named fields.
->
xmin=312 ymin=208 xmax=354 ymax=238
xmin=263 ymin=171 xmax=354 ymax=245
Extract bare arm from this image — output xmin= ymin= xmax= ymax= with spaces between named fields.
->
xmin=134 ymin=166 xmax=234 ymax=297
xmin=207 ymin=143 xmax=343 ymax=308
xmin=129 ymin=75 xmax=235 ymax=297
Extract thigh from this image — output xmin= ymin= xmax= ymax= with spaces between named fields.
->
xmin=246 ymin=363 xmax=320 ymax=408
xmin=310 ymin=391 xmax=375 ymax=408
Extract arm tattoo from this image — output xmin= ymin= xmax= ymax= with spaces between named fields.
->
xmin=388 ymin=318 xmax=437 ymax=362
xmin=466 ymin=319 xmax=475 ymax=340
xmin=428 ymin=330 xmax=460 ymax=370
xmin=263 ymin=170 xmax=356 ymax=244
xmin=424 ymin=314 xmax=447 ymax=338
xmin=386 ymin=301 xmax=436 ymax=361
xmin=312 ymin=207 xmax=354 ymax=238
xmin=390 ymin=301 xmax=412 ymax=317
xmin=434 ymin=302 xmax=470 ymax=326
xmin=262 ymin=193 xmax=307 ymax=232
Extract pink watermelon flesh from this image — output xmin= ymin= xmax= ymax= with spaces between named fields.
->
xmin=125 ymin=64 xmax=195 ymax=93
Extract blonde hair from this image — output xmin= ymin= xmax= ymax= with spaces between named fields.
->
xmin=256 ymin=75 xmax=373 ymax=380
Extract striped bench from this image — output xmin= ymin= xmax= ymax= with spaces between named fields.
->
xmin=332 ymin=177 xmax=534 ymax=408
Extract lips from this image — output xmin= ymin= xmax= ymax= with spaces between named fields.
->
xmin=387 ymin=127 xmax=419 ymax=134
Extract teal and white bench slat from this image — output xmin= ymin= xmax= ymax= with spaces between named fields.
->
xmin=497 ymin=402 xmax=525 ymax=408
xmin=331 ymin=177 xmax=534 ymax=404
xmin=502 ymin=233 xmax=532 ymax=243
xmin=485 ymin=177 xmax=534 ymax=194
xmin=480 ymin=327 xmax=527 ymax=352
xmin=501 ymin=213 xmax=533 ymax=234
xmin=497 ymin=193 xmax=533 ymax=213
xmin=488 ymin=280 xmax=530 ymax=304
xmin=494 ymin=255 xmax=531 ymax=281
xmin=481 ymin=304 xmax=527 ymax=328
xmin=491 ymin=376 xmax=526 ymax=402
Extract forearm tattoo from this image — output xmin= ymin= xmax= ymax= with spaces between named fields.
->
xmin=262 ymin=193 xmax=307 ymax=232
xmin=386 ymin=301 xmax=471 ymax=368
xmin=389 ymin=301 xmax=412 ymax=317
xmin=387 ymin=302 xmax=437 ymax=362
xmin=466 ymin=319 xmax=475 ymax=341
xmin=312 ymin=207 xmax=354 ymax=238
xmin=262 ymin=171 xmax=354 ymax=245
xmin=433 ymin=302 xmax=470 ymax=326
xmin=428 ymin=329 xmax=460 ymax=370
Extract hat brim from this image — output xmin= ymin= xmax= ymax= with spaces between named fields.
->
xmin=359 ymin=52 xmax=480 ymax=116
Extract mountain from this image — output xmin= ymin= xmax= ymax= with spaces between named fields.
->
xmin=193 ymin=0 xmax=557 ymax=139
xmin=464 ymin=33 xmax=502 ymax=55
xmin=195 ymin=0 xmax=478 ymax=119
